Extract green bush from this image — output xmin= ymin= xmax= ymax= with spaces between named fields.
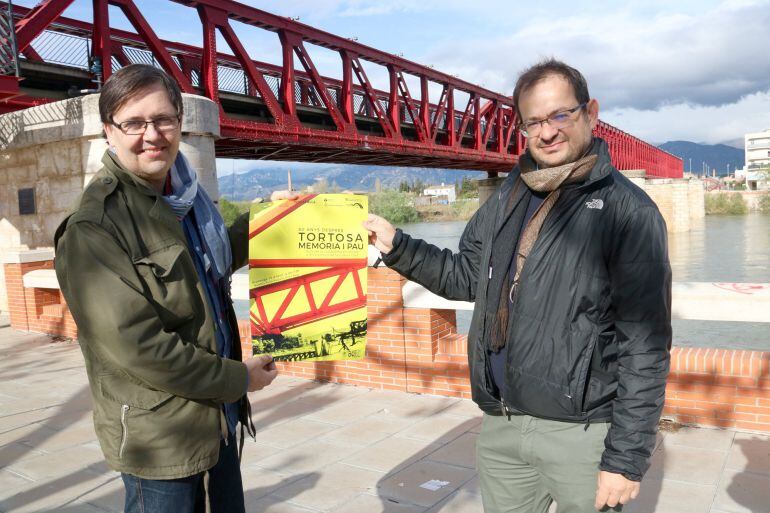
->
xmin=369 ymin=190 xmax=419 ymax=224
xmin=758 ymin=193 xmax=770 ymax=215
xmin=218 ymin=198 xmax=250 ymax=226
xmin=705 ymin=193 xmax=748 ymax=215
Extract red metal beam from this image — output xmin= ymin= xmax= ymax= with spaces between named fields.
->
xmin=14 ymin=0 xmax=75 ymax=51
xmin=3 ymin=0 xmax=682 ymax=177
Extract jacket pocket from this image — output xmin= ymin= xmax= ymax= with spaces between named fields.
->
xmin=572 ymin=335 xmax=597 ymax=416
xmin=98 ymin=373 xmax=173 ymax=410
xmin=582 ymin=370 xmax=618 ymax=414
xmin=134 ymin=244 xmax=199 ymax=325
xmin=98 ymin=374 xmax=173 ymax=462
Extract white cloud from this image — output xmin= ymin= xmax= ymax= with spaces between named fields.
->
xmin=426 ymin=1 xmax=770 ymax=110
xmin=602 ymin=89 xmax=770 ymax=145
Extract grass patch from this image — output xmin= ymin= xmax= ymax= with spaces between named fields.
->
xmin=758 ymin=193 xmax=770 ymax=215
xmin=705 ymin=193 xmax=748 ymax=215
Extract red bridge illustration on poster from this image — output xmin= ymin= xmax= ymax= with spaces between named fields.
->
xmin=248 ymin=194 xmax=366 ymax=337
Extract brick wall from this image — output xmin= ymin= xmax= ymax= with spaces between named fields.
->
xmin=664 ymin=348 xmax=770 ymax=432
xmin=239 ymin=267 xmax=472 ymax=397
xmin=6 ymin=260 xmax=770 ymax=432
xmin=3 ymin=260 xmax=78 ymax=339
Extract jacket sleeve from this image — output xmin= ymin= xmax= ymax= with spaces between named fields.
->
xmin=601 ymin=205 xmax=672 ymax=481
xmin=228 ymin=211 xmax=250 ymax=272
xmin=55 ymin=220 xmax=247 ymax=404
xmin=381 ymin=197 xmax=493 ymax=302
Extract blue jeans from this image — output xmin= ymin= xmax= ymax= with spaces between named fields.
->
xmin=121 ymin=434 xmax=245 ymax=513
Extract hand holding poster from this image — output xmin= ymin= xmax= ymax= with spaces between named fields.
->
xmin=248 ymin=194 xmax=368 ymax=362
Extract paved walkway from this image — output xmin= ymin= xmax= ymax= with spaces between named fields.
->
xmin=1 ymin=326 xmax=769 ymax=513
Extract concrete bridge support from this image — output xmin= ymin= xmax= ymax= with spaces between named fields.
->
xmin=0 ymin=93 xmax=220 ymax=313
xmin=475 ymin=170 xmax=705 ymax=233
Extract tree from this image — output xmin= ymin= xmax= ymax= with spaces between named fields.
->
xmin=369 ymin=189 xmax=419 ymax=224
xmin=218 ymin=198 xmax=242 ymax=226
xmin=458 ymin=176 xmax=479 ymax=199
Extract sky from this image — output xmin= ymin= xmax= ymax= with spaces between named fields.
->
xmin=15 ymin=0 xmax=770 ymax=173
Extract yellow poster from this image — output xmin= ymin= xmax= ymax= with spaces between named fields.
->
xmin=248 ymin=194 xmax=368 ymax=361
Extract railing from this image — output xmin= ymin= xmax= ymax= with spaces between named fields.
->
xmin=0 ymin=0 xmax=19 ymax=76
xmin=1 ymin=0 xmax=683 ymax=175
xmin=16 ymin=24 xmax=493 ymax=142
xmin=747 ymin=140 xmax=770 ymax=150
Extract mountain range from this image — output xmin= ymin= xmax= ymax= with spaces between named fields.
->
xmin=218 ymin=140 xmax=746 ymax=200
xmin=218 ymin=165 xmax=481 ymax=201
xmin=658 ymin=141 xmax=745 ymax=177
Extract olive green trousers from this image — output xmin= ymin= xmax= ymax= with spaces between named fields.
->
xmin=476 ymin=413 xmax=622 ymax=513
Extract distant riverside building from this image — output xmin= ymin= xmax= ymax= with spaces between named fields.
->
xmin=422 ymin=183 xmax=456 ymax=204
xmin=738 ymin=129 xmax=770 ymax=190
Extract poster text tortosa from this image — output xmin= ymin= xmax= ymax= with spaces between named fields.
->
xmin=297 ymin=227 xmax=366 ymax=250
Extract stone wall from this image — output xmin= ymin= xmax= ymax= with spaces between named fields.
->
xmin=641 ymin=178 xmax=705 ymax=233
xmin=476 ymin=171 xmax=706 ymax=235
xmin=0 ymin=93 xmax=220 ymax=312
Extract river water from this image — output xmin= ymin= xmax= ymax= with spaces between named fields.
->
xmin=400 ymin=214 xmax=770 ymax=351
xmin=236 ymin=214 xmax=769 ymax=350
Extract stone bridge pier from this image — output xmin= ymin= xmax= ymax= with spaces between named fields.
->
xmin=0 ymin=93 xmax=221 ymax=313
xmin=477 ymin=169 xmax=705 ymax=234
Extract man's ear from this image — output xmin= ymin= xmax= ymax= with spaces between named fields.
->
xmin=103 ymin=123 xmax=115 ymax=148
xmin=586 ymin=99 xmax=599 ymax=130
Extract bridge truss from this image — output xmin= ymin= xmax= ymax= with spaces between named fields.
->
xmin=0 ymin=0 xmax=682 ymax=177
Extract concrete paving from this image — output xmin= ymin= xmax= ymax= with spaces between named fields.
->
xmin=1 ymin=326 xmax=769 ymax=513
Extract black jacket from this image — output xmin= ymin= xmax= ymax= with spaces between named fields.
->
xmin=383 ymin=139 xmax=671 ymax=481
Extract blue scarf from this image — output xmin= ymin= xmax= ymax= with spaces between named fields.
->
xmin=162 ymin=152 xmax=233 ymax=280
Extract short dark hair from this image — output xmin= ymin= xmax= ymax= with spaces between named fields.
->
xmin=512 ymin=58 xmax=589 ymax=118
xmin=99 ymin=64 xmax=183 ymax=123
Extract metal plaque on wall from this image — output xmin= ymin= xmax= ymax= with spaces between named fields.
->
xmin=18 ymin=188 xmax=36 ymax=215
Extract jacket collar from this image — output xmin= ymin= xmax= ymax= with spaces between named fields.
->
xmin=503 ymin=136 xmax=613 ymax=191
xmin=492 ymin=136 xmax=613 ymax=238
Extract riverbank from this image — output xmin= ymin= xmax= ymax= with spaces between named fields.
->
xmin=415 ymin=198 xmax=479 ymax=222
xmin=705 ymin=190 xmax=770 ymax=214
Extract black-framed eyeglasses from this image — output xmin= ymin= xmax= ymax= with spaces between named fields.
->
xmin=518 ymin=103 xmax=587 ymax=138
xmin=111 ymin=115 xmax=181 ymax=135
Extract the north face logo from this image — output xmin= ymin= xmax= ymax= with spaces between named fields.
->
xmin=585 ymin=199 xmax=604 ymax=210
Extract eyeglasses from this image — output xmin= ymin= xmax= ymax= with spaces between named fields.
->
xmin=518 ymin=103 xmax=587 ymax=138
xmin=111 ymin=115 xmax=181 ymax=135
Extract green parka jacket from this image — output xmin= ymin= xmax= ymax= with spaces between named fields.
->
xmin=54 ymin=151 xmax=250 ymax=479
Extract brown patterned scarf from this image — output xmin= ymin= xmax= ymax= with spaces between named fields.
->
xmin=489 ymin=152 xmax=597 ymax=351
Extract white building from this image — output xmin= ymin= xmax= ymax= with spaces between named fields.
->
xmin=422 ymin=183 xmax=456 ymax=204
xmin=741 ymin=129 xmax=770 ymax=190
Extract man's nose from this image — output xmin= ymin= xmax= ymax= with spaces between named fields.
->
xmin=539 ymin=120 xmax=559 ymax=141
xmin=143 ymin=122 xmax=163 ymax=140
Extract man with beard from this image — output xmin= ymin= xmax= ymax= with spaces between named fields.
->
xmin=364 ymin=59 xmax=671 ymax=512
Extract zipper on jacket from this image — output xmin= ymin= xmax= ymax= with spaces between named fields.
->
xmin=500 ymin=399 xmax=512 ymax=420
xmin=220 ymin=411 xmax=229 ymax=445
xmin=488 ymin=266 xmax=493 ymax=279
xmin=119 ymin=404 xmax=130 ymax=459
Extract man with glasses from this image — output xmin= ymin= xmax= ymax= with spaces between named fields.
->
xmin=364 ymin=59 xmax=671 ymax=512
xmin=54 ymin=64 xmax=295 ymax=513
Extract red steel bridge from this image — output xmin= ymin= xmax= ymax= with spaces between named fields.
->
xmin=0 ymin=0 xmax=683 ymax=177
